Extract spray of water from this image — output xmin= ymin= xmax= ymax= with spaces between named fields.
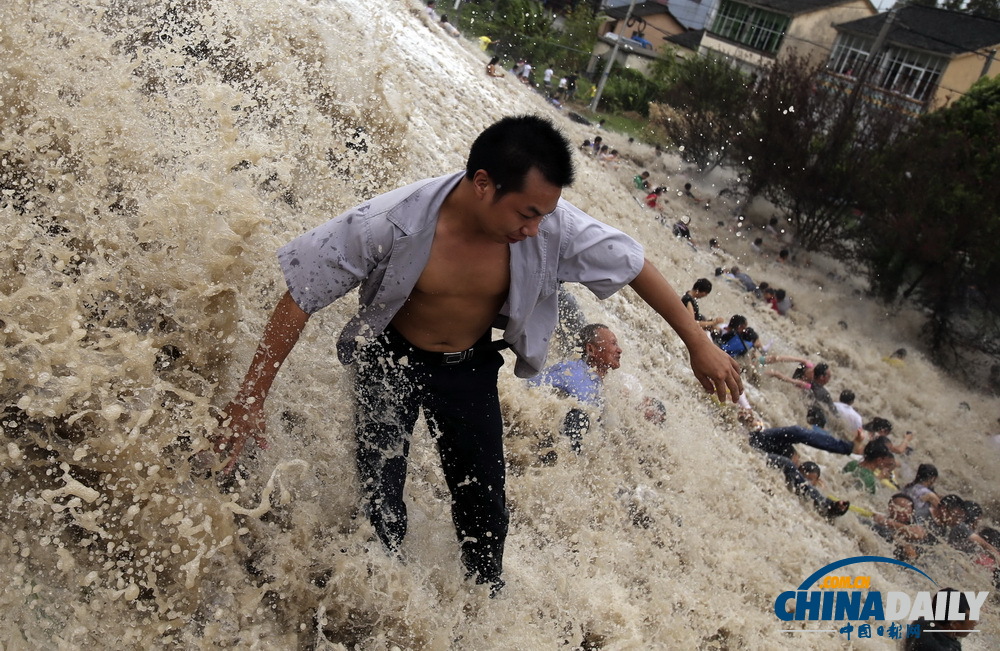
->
xmin=2 ymin=0 xmax=996 ymax=647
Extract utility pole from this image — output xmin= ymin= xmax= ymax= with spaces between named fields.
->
xmin=589 ymin=0 xmax=637 ymax=113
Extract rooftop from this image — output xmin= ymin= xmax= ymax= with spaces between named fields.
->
xmin=836 ymin=4 xmax=1000 ymax=55
xmin=720 ymin=0 xmax=862 ymax=17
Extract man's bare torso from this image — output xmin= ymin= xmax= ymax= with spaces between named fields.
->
xmin=390 ymin=210 xmax=510 ymax=352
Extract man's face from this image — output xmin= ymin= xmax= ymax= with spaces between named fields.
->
xmin=585 ymin=328 xmax=622 ymax=373
xmin=888 ymin=497 xmax=913 ymax=524
xmin=877 ymin=455 xmax=897 ymax=473
xmin=941 ymin=506 xmax=966 ymax=527
xmin=474 ymin=168 xmax=561 ymax=244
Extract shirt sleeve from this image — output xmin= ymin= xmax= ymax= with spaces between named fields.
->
xmin=276 ymin=204 xmax=383 ymax=315
xmin=555 ymin=202 xmax=645 ymax=298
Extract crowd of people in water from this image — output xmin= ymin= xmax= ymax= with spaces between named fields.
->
xmin=528 ymin=122 xmax=1000 ymax=612
xmin=634 ymin=156 xmax=1000 ymax=593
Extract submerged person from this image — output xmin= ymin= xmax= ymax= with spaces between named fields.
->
xmin=904 ymin=589 xmax=980 ymax=650
xmin=748 ymin=407 xmax=861 ymax=518
xmin=843 ymin=438 xmax=896 ymax=495
xmin=528 ymin=323 xmax=621 ymax=452
xmin=216 ymin=115 xmax=743 ymax=595
xmin=902 ymin=463 xmax=941 ymax=522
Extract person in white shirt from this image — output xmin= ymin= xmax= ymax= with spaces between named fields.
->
xmin=833 ymin=389 xmax=863 ymax=432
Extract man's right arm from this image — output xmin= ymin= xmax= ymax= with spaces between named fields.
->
xmin=217 ymin=290 xmax=310 ymax=471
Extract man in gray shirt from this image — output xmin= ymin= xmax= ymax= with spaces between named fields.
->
xmin=217 ymin=115 xmax=743 ymax=594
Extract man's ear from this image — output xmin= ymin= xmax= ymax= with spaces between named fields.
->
xmin=472 ymin=169 xmax=493 ymax=199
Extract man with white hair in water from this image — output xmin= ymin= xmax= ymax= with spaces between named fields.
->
xmin=217 ymin=115 xmax=742 ymax=595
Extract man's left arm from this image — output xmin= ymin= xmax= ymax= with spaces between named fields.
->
xmin=628 ymin=259 xmax=743 ymax=402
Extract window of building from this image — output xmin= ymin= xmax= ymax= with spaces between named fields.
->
xmin=711 ymin=0 xmax=790 ymax=55
xmin=827 ymin=33 xmax=945 ymax=103
xmin=828 ymin=33 xmax=872 ymax=77
xmin=875 ymin=47 xmax=945 ymax=102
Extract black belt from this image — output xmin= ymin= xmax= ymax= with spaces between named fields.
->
xmin=382 ymin=326 xmax=510 ymax=366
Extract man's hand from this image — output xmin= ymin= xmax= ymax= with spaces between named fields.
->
xmin=213 ymin=290 xmax=310 ymax=474
xmin=688 ymin=337 xmax=744 ymax=403
xmin=215 ymin=399 xmax=268 ymax=474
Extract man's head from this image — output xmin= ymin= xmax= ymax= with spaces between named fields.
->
xmin=862 ymin=437 xmax=895 ymax=472
xmin=887 ymin=493 xmax=914 ymax=523
xmin=931 ymin=589 xmax=977 ymax=636
xmin=838 ymin=389 xmax=855 ymax=405
xmin=799 ymin=461 xmax=821 ymax=485
xmin=466 ymin=115 xmax=574 ymax=201
xmin=812 ymin=363 xmax=831 ymax=386
xmin=579 ymin=323 xmax=621 ymax=378
xmin=727 ymin=314 xmax=748 ymax=333
xmin=691 ymin=278 xmax=713 ymax=298
xmin=806 ymin=405 xmax=827 ymax=429
xmin=936 ymin=494 xmax=968 ymax=526
xmin=865 ymin=417 xmax=892 ymax=436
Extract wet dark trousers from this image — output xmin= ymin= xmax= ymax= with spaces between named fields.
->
xmin=353 ymin=328 xmax=509 ymax=584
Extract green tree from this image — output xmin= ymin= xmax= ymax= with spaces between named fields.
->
xmin=458 ymin=0 xmax=598 ymax=75
xmin=856 ymin=75 xmax=1000 ymax=361
xmin=597 ymin=66 xmax=665 ymax=116
xmin=737 ymin=54 xmax=908 ymax=251
xmin=649 ymin=54 xmax=749 ymax=172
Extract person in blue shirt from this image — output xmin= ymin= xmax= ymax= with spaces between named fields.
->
xmin=529 ymin=323 xmax=621 ymax=451
xmin=720 ymin=326 xmax=759 ymax=358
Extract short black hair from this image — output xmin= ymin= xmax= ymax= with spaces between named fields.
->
xmin=839 ymin=389 xmax=855 ymax=404
xmin=980 ymin=527 xmax=1000 ymax=547
xmin=939 ymin=494 xmax=967 ymax=513
xmin=728 ymin=314 xmax=747 ymax=330
xmin=813 ymin=363 xmax=830 ymax=379
xmin=799 ymin=461 xmax=820 ymax=477
xmin=742 ymin=327 xmax=759 ymax=343
xmin=806 ymin=405 xmax=827 ymax=428
xmin=865 ymin=417 xmax=892 ymax=434
xmin=863 ymin=437 xmax=894 ymax=461
xmin=692 ymin=278 xmax=713 ymax=293
xmin=466 ymin=115 xmax=575 ymax=199
xmin=964 ymin=501 xmax=983 ymax=524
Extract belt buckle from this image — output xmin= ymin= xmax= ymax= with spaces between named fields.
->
xmin=441 ymin=350 xmax=471 ymax=365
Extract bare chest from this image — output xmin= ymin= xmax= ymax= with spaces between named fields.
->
xmin=414 ymin=236 xmax=510 ymax=300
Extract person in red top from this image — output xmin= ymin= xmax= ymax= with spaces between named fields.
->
xmin=645 ymin=186 xmax=666 ymax=208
